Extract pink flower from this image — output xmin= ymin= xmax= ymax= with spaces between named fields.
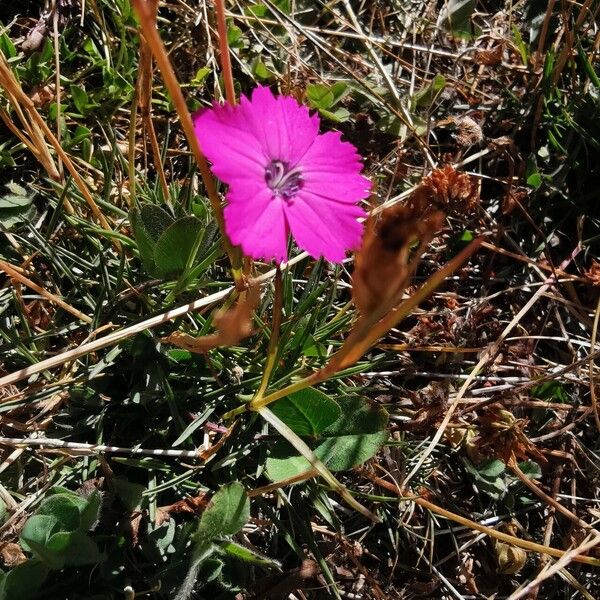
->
xmin=193 ymin=86 xmax=370 ymax=263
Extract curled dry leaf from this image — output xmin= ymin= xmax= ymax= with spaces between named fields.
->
xmin=474 ymin=44 xmax=504 ymax=66
xmin=155 ymin=493 xmax=210 ymax=526
xmin=0 ymin=542 xmax=27 ymax=568
xmin=353 ymin=203 xmax=445 ymax=316
xmin=585 ymin=260 xmax=600 ymax=286
xmin=30 ymin=85 xmax=55 ymax=108
xmin=502 ymin=187 xmax=529 ymax=215
xmin=436 ymin=115 xmax=484 ymax=149
xmin=162 ymin=285 xmax=259 ymax=353
xmin=475 ymin=404 xmax=546 ymax=464
xmin=493 ymin=522 xmax=528 ymax=574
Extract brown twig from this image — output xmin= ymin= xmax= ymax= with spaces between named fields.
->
xmin=131 ymin=0 xmax=240 ymax=274
xmin=361 ymin=469 xmax=600 ymax=568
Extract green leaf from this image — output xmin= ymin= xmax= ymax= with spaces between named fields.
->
xmin=113 ymin=478 xmax=145 ymax=511
xmin=0 ymin=195 xmax=31 ymax=210
xmin=217 ymin=540 xmax=280 ymax=567
xmin=69 ymin=125 xmax=91 ymax=146
xmin=526 ymin=172 xmax=542 ymax=189
xmin=317 ymin=107 xmax=350 ymax=123
xmin=329 ymin=81 xmax=349 ymax=103
xmin=138 ymin=203 xmax=175 ymax=241
xmin=518 ymin=461 xmax=542 ymax=480
xmin=511 ymin=25 xmax=529 ymax=65
xmin=79 ymin=491 xmax=102 ymax=531
xmin=0 ymin=498 xmax=6 ymax=524
xmin=315 ymin=396 xmax=388 ymax=471
xmin=61 ymin=531 xmax=102 ymax=566
xmin=266 ymin=397 xmax=388 ymax=479
xmin=306 ymin=84 xmax=335 ymax=109
xmin=70 ymin=85 xmax=90 ymax=115
xmin=197 ymin=557 xmax=223 ymax=584
xmin=464 ymin=459 xmax=507 ymax=500
xmin=270 ymin=388 xmax=341 ymax=437
xmin=20 ymin=515 xmax=60 ymax=551
xmin=20 ymin=515 xmax=64 ymax=568
xmin=154 ymin=216 xmax=202 ymax=277
xmin=438 ymin=0 xmax=477 ymax=39
xmin=0 ymin=33 xmax=17 ymax=59
xmin=531 ymin=380 xmax=568 ymax=402
xmin=0 ymin=560 xmax=48 ymax=600
xmin=477 ymin=459 xmax=506 ymax=479
xmin=412 ymin=74 xmax=446 ymax=109
xmin=246 ymin=4 xmax=269 ymax=18
xmin=46 ymin=531 xmax=72 ymax=553
xmin=227 ymin=23 xmax=244 ymax=48
xmin=525 ymin=154 xmax=542 ymax=189
xmin=130 ymin=206 xmax=159 ymax=275
xmin=196 ymin=482 xmax=249 ymax=541
xmin=252 ymin=60 xmax=275 ymax=81
xmin=191 ymin=67 xmax=211 ymax=87
xmin=0 ymin=183 xmax=35 ymax=229
xmin=35 ymin=494 xmax=82 ymax=531
xmin=511 ymin=25 xmax=528 ymax=64
xmin=265 ymin=451 xmax=310 ymax=481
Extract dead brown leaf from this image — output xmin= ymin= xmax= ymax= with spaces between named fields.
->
xmin=353 ymin=203 xmax=444 ymax=316
xmin=162 ymin=285 xmax=259 ymax=353
xmin=155 ymin=493 xmax=210 ymax=526
xmin=0 ymin=542 xmax=27 ymax=568
xmin=585 ymin=260 xmax=600 ymax=286
xmin=475 ymin=404 xmax=547 ymax=464
xmin=475 ymin=44 xmax=504 ymax=66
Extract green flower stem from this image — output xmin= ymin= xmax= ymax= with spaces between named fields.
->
xmin=254 ymin=265 xmax=283 ymax=401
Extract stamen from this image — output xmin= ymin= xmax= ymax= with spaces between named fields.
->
xmin=265 ymin=160 xmax=304 ymax=200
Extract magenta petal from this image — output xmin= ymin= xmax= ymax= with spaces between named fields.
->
xmin=193 ymin=104 xmax=265 ymax=186
xmin=238 ymin=86 xmax=320 ymax=165
xmin=284 ymin=191 xmax=366 ymax=263
xmin=224 ymin=187 xmax=289 ymax=263
xmin=301 ymin=131 xmax=371 ymax=203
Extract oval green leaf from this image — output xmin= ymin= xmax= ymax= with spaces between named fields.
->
xmin=270 ymin=388 xmax=341 ymax=437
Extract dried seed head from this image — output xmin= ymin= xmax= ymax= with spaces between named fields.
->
xmin=420 ymin=165 xmax=480 ymax=216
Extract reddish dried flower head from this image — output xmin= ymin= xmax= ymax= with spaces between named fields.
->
xmin=420 ymin=165 xmax=480 ymax=216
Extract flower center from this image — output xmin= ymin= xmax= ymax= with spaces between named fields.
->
xmin=265 ymin=160 xmax=303 ymax=200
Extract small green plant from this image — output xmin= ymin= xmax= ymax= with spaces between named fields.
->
xmin=0 ymin=488 xmax=102 ymax=600
xmin=305 ymin=82 xmax=350 ymax=122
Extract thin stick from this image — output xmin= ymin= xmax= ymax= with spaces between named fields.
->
xmin=255 ymin=266 xmax=283 ymax=400
xmin=589 ymin=296 xmax=600 ymax=431
xmin=51 ymin=0 xmax=63 ymax=177
xmin=131 ymin=0 xmax=239 ymax=272
xmin=509 ymin=456 xmax=600 ymax=534
xmin=0 ymin=437 xmax=203 ymax=459
xmin=214 ymin=0 xmax=236 ymax=105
